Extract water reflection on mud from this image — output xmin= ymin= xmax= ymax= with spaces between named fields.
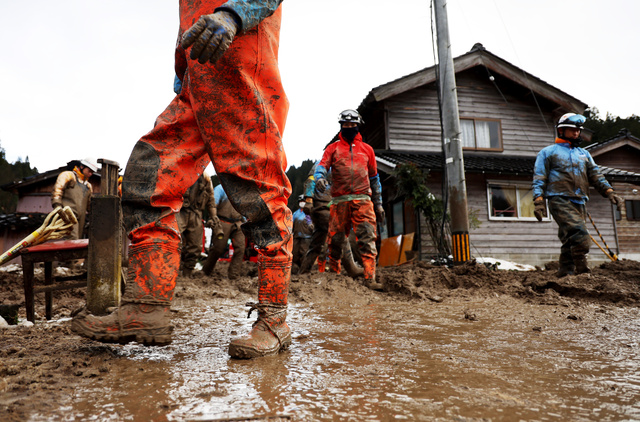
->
xmin=63 ymin=297 xmax=640 ymax=421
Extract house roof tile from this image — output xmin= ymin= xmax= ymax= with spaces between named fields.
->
xmin=375 ymin=150 xmax=640 ymax=182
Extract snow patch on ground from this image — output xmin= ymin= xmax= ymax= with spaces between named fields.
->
xmin=476 ymin=257 xmax=536 ymax=271
xmin=0 ymin=263 xmax=22 ymax=273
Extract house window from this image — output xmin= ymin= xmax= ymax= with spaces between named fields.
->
xmin=461 ymin=119 xmax=502 ymax=150
xmin=626 ymin=200 xmax=640 ymax=221
xmin=487 ymin=182 xmax=547 ymax=221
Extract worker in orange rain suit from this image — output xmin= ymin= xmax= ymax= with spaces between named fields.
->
xmin=299 ymin=161 xmax=364 ymax=278
xmin=315 ymin=110 xmax=385 ymax=290
xmin=202 ymin=183 xmax=246 ymax=280
xmin=51 ymin=157 xmax=98 ymax=240
xmin=177 ymin=172 xmax=220 ymax=278
xmin=72 ymin=0 xmax=292 ymax=359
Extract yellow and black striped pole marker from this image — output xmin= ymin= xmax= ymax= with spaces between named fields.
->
xmin=452 ymin=231 xmax=470 ymax=264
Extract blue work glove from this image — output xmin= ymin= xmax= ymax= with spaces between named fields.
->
xmin=181 ymin=11 xmax=239 ymax=64
xmin=316 ymin=178 xmax=329 ymax=193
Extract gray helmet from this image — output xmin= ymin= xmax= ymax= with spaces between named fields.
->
xmin=338 ymin=109 xmax=364 ymax=125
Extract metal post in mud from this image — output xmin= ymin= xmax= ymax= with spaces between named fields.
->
xmin=86 ymin=159 xmax=122 ymax=315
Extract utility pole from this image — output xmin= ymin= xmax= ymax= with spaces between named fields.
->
xmin=433 ymin=0 xmax=470 ymax=264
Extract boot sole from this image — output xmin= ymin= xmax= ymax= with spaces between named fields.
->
xmin=71 ymin=319 xmax=173 ymax=346
xmin=228 ymin=335 xmax=292 ymax=359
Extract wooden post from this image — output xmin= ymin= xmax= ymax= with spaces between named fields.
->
xmin=86 ymin=159 xmax=122 ymax=315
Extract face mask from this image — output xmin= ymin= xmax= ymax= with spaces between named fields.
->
xmin=569 ymin=138 xmax=582 ymax=147
xmin=341 ymin=126 xmax=359 ymax=141
xmin=299 ymin=202 xmax=306 ymax=208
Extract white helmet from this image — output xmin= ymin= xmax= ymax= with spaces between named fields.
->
xmin=80 ymin=157 xmax=99 ymax=172
xmin=557 ymin=113 xmax=585 ymax=130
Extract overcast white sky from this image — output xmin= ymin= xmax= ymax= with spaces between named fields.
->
xmin=1 ymin=0 xmax=638 ymax=175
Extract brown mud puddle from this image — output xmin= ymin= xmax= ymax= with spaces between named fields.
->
xmin=2 ymin=259 xmax=640 ymax=421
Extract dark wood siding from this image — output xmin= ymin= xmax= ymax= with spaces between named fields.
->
xmin=592 ymin=146 xmax=640 ymax=173
xmin=386 ymin=69 xmax=558 ymax=156
xmin=610 ymin=182 xmax=640 ymax=255
xmin=411 ymin=172 xmax=618 ymax=264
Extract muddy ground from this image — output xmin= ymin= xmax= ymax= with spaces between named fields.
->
xmin=1 ymin=258 xmax=640 ymax=421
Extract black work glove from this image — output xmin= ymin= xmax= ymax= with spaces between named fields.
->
xmin=181 ymin=11 xmax=239 ymax=64
xmin=533 ymin=199 xmax=546 ymax=222
xmin=316 ymin=178 xmax=329 ymax=193
xmin=205 ymin=215 xmax=221 ymax=230
xmin=375 ymin=204 xmax=386 ymax=223
xmin=607 ymin=191 xmax=624 ymax=211
xmin=302 ymin=200 xmax=313 ymax=215
xmin=206 ymin=216 xmax=224 ymax=239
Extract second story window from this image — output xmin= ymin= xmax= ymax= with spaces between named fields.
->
xmin=461 ymin=119 xmax=502 ymax=151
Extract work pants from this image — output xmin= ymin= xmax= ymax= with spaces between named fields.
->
xmin=204 ymin=220 xmax=246 ymax=279
xmin=121 ymin=3 xmax=291 ymax=304
xmin=299 ymin=205 xmax=329 ymax=273
xmin=292 ymin=237 xmax=311 ymax=268
xmin=177 ymin=209 xmax=204 ymax=272
xmin=327 ymin=200 xmax=377 ymax=280
xmin=548 ymin=196 xmax=591 ymax=264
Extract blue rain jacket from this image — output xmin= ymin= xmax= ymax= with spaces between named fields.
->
xmin=532 ymin=141 xmax=611 ymax=204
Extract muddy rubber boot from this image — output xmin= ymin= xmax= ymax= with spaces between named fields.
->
xmin=555 ymin=254 xmax=575 ymax=278
xmin=71 ymin=243 xmax=178 ymax=345
xmin=342 ymin=242 xmax=364 ymax=278
xmin=364 ymin=275 xmax=384 ymax=291
xmin=228 ymin=303 xmax=291 ymax=359
xmin=298 ymin=252 xmax=316 ymax=275
xmin=202 ymin=250 xmax=221 ymax=276
xmin=228 ymin=257 xmax=292 ymax=359
xmin=573 ymin=255 xmax=591 ymax=274
xmin=71 ymin=301 xmax=173 ymax=345
xmin=555 ymin=264 xmax=575 ymax=278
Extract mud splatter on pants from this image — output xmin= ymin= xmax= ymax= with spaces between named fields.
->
xmin=121 ymin=3 xmax=291 ymax=305
xmin=327 ymin=200 xmax=377 ymax=280
xmin=548 ymin=196 xmax=591 ymax=265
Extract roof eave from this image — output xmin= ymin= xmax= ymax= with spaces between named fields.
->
xmin=360 ymin=46 xmax=587 ymax=113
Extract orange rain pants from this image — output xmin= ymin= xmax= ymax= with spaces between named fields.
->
xmin=121 ymin=2 xmax=291 ymax=304
xmin=327 ymin=200 xmax=378 ymax=280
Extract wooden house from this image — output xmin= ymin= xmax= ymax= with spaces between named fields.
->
xmin=356 ymin=43 xmax=640 ymax=266
xmin=0 ymin=161 xmax=101 ymax=265
xmin=585 ymin=129 xmax=640 ymax=261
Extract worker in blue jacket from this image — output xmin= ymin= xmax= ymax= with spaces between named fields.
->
xmin=532 ymin=113 xmax=624 ymax=277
